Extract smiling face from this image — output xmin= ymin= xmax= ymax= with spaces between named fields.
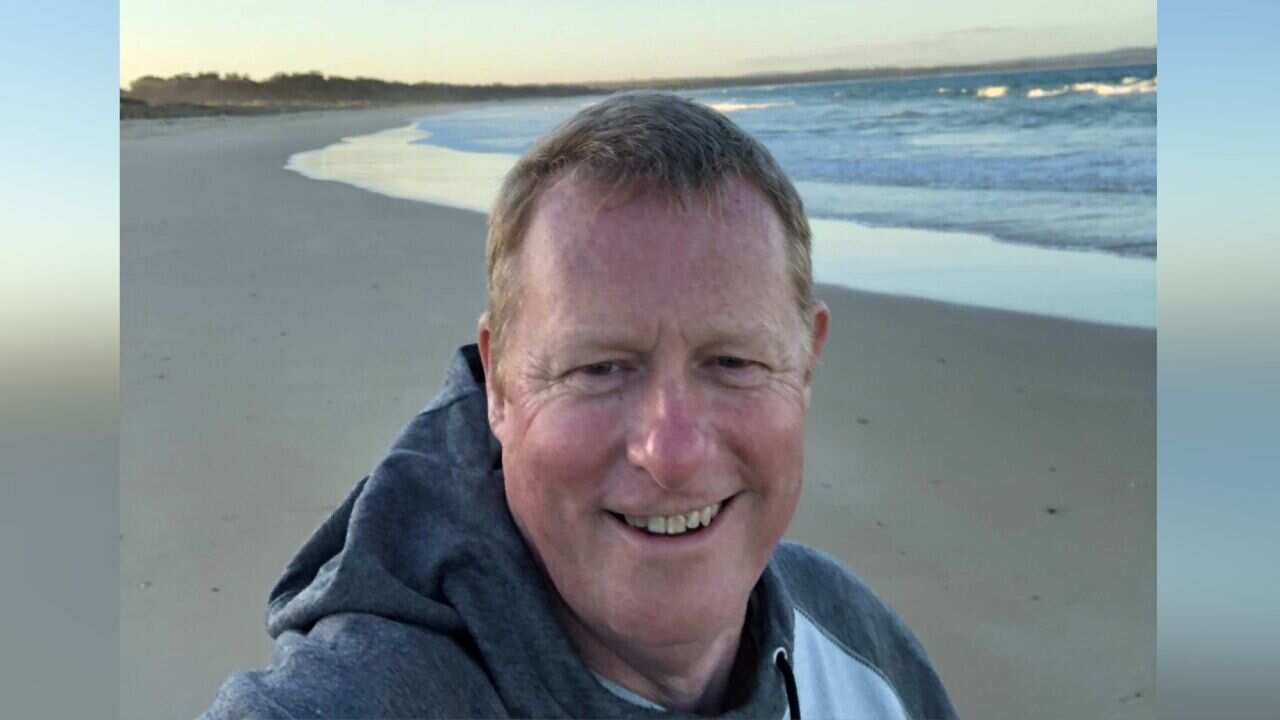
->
xmin=479 ymin=176 xmax=828 ymax=655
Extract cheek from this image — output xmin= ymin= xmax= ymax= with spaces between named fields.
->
xmin=724 ymin=394 xmax=808 ymax=514
xmin=503 ymin=398 xmax=622 ymax=523
xmin=719 ymin=387 xmax=808 ymax=460
xmin=502 ymin=399 xmax=624 ymax=594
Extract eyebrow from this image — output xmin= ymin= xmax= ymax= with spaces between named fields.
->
xmin=546 ymin=321 xmax=793 ymax=359
xmin=542 ymin=328 xmax=648 ymax=356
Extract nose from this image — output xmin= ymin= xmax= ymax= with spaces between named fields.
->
xmin=626 ymin=372 xmax=710 ymax=490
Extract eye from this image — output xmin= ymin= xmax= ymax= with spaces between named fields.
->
xmin=564 ymin=360 xmax=632 ymax=393
xmin=714 ymin=356 xmax=752 ymax=370
xmin=707 ymin=355 xmax=769 ymax=387
xmin=578 ymin=361 xmax=622 ymax=377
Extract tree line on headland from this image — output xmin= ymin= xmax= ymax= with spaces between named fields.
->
xmin=122 ymin=47 xmax=1154 ymax=119
xmin=122 ymin=71 xmax=597 ymax=118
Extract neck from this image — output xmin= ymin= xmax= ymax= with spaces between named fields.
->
xmin=555 ymin=601 xmax=746 ymax=714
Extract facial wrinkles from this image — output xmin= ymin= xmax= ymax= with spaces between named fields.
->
xmin=505 ymin=323 xmax=806 ymax=514
xmin=516 ymin=318 xmax=812 ymax=428
xmin=504 ymin=175 xmax=810 ymax=358
xmin=536 ymin=320 xmax=804 ymax=389
xmin=503 ymin=176 xmax=812 ymax=485
xmin=540 ymin=217 xmax=801 ymax=360
xmin=486 ymin=177 xmax=822 ymax=716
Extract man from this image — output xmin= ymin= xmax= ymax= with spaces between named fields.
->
xmin=204 ymin=93 xmax=955 ymax=718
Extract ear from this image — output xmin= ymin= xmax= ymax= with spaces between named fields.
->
xmin=803 ymin=301 xmax=830 ymax=391
xmin=477 ymin=313 xmax=507 ymax=433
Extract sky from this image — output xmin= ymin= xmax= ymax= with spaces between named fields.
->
xmin=120 ymin=0 xmax=1155 ymax=87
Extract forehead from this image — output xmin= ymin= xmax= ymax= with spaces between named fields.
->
xmin=521 ymin=176 xmax=789 ymax=303
xmin=507 ymin=176 xmax=801 ymax=357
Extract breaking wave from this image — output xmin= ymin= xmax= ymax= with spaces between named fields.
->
xmin=704 ymin=101 xmax=794 ymax=113
xmin=1027 ymin=76 xmax=1157 ymax=98
xmin=968 ymin=76 xmax=1157 ymax=100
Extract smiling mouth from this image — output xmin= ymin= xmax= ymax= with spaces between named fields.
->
xmin=608 ymin=497 xmax=732 ymax=537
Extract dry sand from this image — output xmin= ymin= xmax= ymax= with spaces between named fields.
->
xmin=122 ymin=107 xmax=1154 ymax=719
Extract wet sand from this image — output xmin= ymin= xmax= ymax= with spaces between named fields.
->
xmin=122 ymin=106 xmax=1154 ymax=720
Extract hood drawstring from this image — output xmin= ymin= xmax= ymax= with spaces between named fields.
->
xmin=773 ymin=647 xmax=801 ymax=720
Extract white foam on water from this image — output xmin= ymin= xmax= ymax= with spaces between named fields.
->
xmin=1071 ymin=77 xmax=1157 ymax=96
xmin=1026 ymin=85 xmax=1070 ymax=99
xmin=285 ymin=118 xmax=1154 ymax=328
xmin=967 ymin=77 xmax=1162 ymax=99
xmin=704 ymin=101 xmax=794 ymax=113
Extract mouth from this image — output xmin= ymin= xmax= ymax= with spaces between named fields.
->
xmin=607 ymin=495 xmax=736 ymax=538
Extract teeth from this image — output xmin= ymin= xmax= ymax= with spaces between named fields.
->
xmin=624 ymin=502 xmax=722 ymax=536
xmin=685 ymin=510 xmax=701 ymax=529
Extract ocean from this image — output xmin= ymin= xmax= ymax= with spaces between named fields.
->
xmin=287 ymin=64 xmax=1156 ymax=327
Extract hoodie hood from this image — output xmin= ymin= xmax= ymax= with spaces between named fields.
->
xmin=262 ymin=345 xmax=798 ymax=717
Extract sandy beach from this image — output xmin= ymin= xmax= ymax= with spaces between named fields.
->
xmin=122 ymin=107 xmax=1154 ymax=719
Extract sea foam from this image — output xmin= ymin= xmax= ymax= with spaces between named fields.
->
xmin=1070 ymin=77 xmax=1157 ymax=95
xmin=1026 ymin=76 xmax=1157 ymax=98
xmin=704 ymin=101 xmax=793 ymax=113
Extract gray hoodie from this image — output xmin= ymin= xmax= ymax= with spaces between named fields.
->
xmin=202 ymin=346 xmax=956 ymax=719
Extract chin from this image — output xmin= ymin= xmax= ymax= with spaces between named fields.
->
xmin=599 ymin=580 xmax=750 ymax=648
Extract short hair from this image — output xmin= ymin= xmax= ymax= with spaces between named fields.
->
xmin=484 ymin=92 xmax=813 ymax=374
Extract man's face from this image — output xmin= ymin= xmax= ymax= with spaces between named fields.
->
xmin=480 ymin=177 xmax=828 ymax=650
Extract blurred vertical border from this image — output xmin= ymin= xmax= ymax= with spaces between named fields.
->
xmin=0 ymin=1 xmax=120 ymax=716
xmin=1158 ymin=1 xmax=1280 ymax=719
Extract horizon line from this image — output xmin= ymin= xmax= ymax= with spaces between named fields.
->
xmin=123 ymin=45 xmax=1156 ymax=91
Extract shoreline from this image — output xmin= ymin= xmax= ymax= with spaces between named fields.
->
xmin=123 ymin=106 xmax=1152 ymax=334
xmin=122 ymin=106 xmax=1154 ymax=720
xmin=285 ymin=115 xmax=1156 ymax=329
